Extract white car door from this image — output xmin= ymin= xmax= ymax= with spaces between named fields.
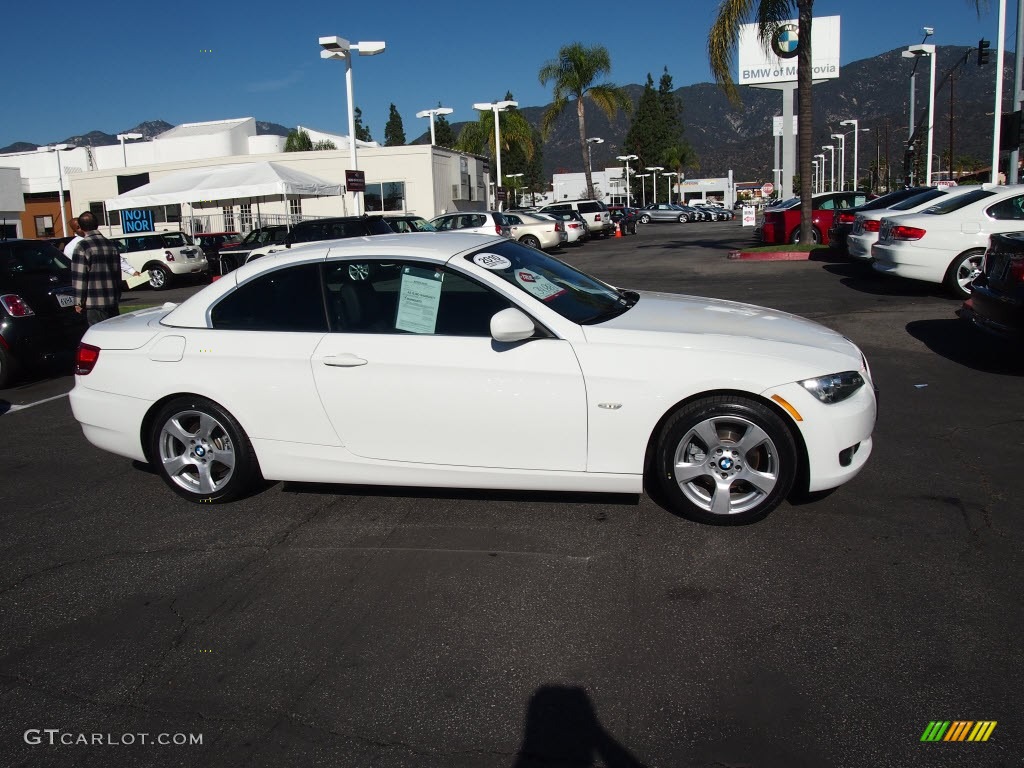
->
xmin=311 ymin=260 xmax=588 ymax=471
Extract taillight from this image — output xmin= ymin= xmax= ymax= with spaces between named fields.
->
xmin=165 ymin=250 xmax=175 ymax=262
xmin=75 ymin=343 xmax=100 ymax=375
xmin=569 ymin=223 xmax=580 ymax=229
xmin=891 ymin=225 xmax=926 ymax=241
xmin=594 ymin=214 xmax=602 ymax=221
xmin=495 ymin=226 xmax=503 ymax=235
xmin=838 ymin=212 xmax=856 ymax=224
xmin=555 ymin=223 xmax=563 ymax=232
xmin=1008 ymin=256 xmax=1024 ymax=283
xmin=863 ymin=220 xmax=881 ymax=232
xmin=0 ymin=294 xmax=35 ymax=317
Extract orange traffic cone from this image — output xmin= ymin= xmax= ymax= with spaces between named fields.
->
xmin=615 ymin=222 xmax=623 ymax=238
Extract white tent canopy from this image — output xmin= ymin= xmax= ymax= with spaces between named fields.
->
xmin=104 ymin=161 xmax=343 ymax=211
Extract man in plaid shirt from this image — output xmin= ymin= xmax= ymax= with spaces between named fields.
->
xmin=71 ymin=211 xmax=123 ymax=326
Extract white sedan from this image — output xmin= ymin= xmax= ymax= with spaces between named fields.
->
xmin=70 ymin=233 xmax=876 ymax=525
xmin=871 ymin=183 xmax=1024 ymax=297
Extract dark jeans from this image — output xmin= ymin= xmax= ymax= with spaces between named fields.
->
xmin=86 ymin=306 xmax=119 ymax=326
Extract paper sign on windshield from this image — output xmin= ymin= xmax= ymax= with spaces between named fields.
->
xmin=395 ymin=266 xmax=443 ymax=334
xmin=514 ymin=269 xmax=566 ymax=302
xmin=473 ymin=252 xmax=511 ymax=270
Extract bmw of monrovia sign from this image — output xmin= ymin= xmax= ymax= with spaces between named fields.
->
xmin=738 ymin=15 xmax=840 ymax=86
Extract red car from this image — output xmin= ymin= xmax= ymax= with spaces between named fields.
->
xmin=755 ymin=191 xmax=868 ymax=245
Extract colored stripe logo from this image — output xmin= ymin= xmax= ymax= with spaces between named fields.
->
xmin=921 ymin=721 xmax=997 ymax=742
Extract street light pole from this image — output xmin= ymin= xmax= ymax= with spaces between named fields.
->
xmin=319 ymin=35 xmax=387 ymax=216
xmin=473 ymin=100 xmax=518 ymax=209
xmin=822 ymin=145 xmax=836 ymax=191
xmin=814 ymin=154 xmax=825 ymax=194
xmin=586 ymin=137 xmax=604 ymax=175
xmin=616 ymin=154 xmax=637 ymax=206
xmin=840 ymin=120 xmax=863 ymax=190
xmin=636 ymin=174 xmax=650 ymax=206
xmin=831 ymin=133 xmax=847 ymax=190
xmin=645 ymin=166 xmax=664 ymax=203
xmin=415 ymin=107 xmax=453 ymax=146
xmin=37 ymin=143 xmax=71 ymax=237
xmin=662 ymin=172 xmax=678 ymax=203
xmin=116 ymin=132 xmax=142 ymax=168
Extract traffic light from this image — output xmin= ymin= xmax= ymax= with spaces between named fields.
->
xmin=978 ymin=38 xmax=991 ymax=66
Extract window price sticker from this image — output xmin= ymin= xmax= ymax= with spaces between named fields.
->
xmin=515 ymin=269 xmax=566 ymax=301
xmin=473 ymin=253 xmax=511 ymax=270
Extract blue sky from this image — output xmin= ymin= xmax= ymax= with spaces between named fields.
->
xmin=1 ymin=0 xmax=1005 ymax=147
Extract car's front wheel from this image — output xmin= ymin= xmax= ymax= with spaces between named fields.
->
xmin=944 ymin=248 xmax=985 ymax=299
xmin=639 ymin=214 xmax=651 ymax=224
xmin=149 ymin=396 xmax=262 ymax=503
xmin=654 ymin=396 xmax=797 ymax=525
xmin=147 ymin=264 xmax=172 ymax=290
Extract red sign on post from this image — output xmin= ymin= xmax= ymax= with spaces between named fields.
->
xmin=761 ymin=182 xmax=775 ymax=196
xmin=496 ymin=186 xmax=508 ymax=202
xmin=345 ymin=170 xmax=366 ymax=192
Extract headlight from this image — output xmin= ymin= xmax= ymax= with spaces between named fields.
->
xmin=799 ymin=371 xmax=865 ymax=404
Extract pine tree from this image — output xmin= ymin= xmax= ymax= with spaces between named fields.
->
xmin=353 ymin=107 xmax=372 ymax=143
xmin=623 ymin=74 xmax=664 ymax=176
xmin=384 ymin=104 xmax=406 ymax=146
xmin=434 ymin=112 xmax=456 ymax=148
xmin=284 ymin=128 xmax=313 ymax=152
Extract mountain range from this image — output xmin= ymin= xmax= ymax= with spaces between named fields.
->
xmin=2 ymin=45 xmax=1012 ymax=184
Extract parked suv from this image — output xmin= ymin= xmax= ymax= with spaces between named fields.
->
xmin=226 ymin=226 xmax=289 ymax=269
xmin=114 ymin=231 xmax=207 ymax=290
xmin=537 ymin=200 xmax=614 ymax=237
xmin=245 ymin=216 xmax=394 ymax=264
xmin=429 ymin=211 xmax=511 ymax=237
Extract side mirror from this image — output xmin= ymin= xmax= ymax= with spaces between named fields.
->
xmin=490 ymin=307 xmax=536 ymax=343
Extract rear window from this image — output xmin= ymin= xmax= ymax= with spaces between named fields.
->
xmin=889 ymin=189 xmax=947 ymax=211
xmin=0 ymin=242 xmax=69 ymax=276
xmin=922 ymin=189 xmax=995 ymax=215
xmin=858 ymin=188 xmax=930 ymax=211
xmin=577 ymin=202 xmax=607 ymax=213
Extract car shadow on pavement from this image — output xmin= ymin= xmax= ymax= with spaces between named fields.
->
xmin=906 ymin=318 xmax=1024 ymax=375
xmin=281 ymin=482 xmax=641 ymax=507
xmin=822 ymin=262 xmax=952 ymax=299
xmin=513 ymin=685 xmax=647 ymax=768
xmin=640 ymin=238 xmax=741 ymax=252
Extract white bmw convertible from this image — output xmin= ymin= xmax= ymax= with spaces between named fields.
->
xmin=71 ymin=233 xmax=876 ymax=524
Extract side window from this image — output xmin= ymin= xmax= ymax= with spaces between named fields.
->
xmin=141 ymin=235 xmax=163 ymax=250
xmin=818 ymin=199 xmax=835 ymax=211
xmin=467 ymin=214 xmax=486 ymax=228
xmin=323 ymin=261 xmax=513 ymax=336
xmin=505 ymin=215 xmax=522 ymax=225
xmin=211 ymin=264 xmax=327 ymax=332
xmin=986 ymin=195 xmax=1024 ymax=220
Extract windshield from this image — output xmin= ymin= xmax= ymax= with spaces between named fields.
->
xmin=465 ymin=240 xmax=634 ymax=325
xmin=1 ymin=242 xmax=70 ymax=276
xmin=921 ymin=189 xmax=995 ymax=215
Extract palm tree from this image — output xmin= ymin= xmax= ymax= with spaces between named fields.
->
xmin=454 ymin=103 xmax=535 ymax=164
xmin=662 ymin=142 xmax=700 ymax=201
xmin=538 ymin=43 xmax=631 ymax=200
xmin=709 ymin=0 xmax=815 ymax=244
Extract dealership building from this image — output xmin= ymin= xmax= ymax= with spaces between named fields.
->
xmin=0 ymin=117 xmax=493 ymax=238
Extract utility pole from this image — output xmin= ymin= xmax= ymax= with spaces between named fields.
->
xmin=1011 ymin=0 xmax=1024 ymax=182
xmin=949 ymin=70 xmax=955 ymax=181
xmin=884 ymin=119 xmax=891 ymax=191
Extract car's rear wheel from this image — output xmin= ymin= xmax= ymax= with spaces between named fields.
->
xmin=520 ymin=235 xmax=541 ymax=249
xmin=654 ymin=396 xmax=797 ymax=525
xmin=149 ymin=396 xmax=261 ymax=503
xmin=0 ymin=345 xmax=17 ymax=389
xmin=944 ymin=248 xmax=985 ymax=299
xmin=639 ymin=214 xmax=651 ymax=224
xmin=147 ymin=264 xmax=171 ymax=290
xmin=789 ymin=227 xmax=821 ymax=245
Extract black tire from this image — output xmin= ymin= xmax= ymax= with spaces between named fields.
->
xmin=639 ymin=214 xmax=652 ymax=224
xmin=147 ymin=264 xmax=172 ymax=290
xmin=654 ymin=396 xmax=797 ymax=525
xmin=677 ymin=214 xmax=689 ymax=223
xmin=944 ymin=248 xmax=985 ymax=299
xmin=789 ymin=227 xmax=820 ymax=245
xmin=0 ymin=344 xmax=17 ymax=389
xmin=149 ymin=396 xmax=262 ymax=503
xmin=520 ymin=235 xmax=541 ymax=249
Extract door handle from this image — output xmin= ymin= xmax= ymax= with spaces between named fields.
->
xmin=322 ymin=353 xmax=367 ymax=367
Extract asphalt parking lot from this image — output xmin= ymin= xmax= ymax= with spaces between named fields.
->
xmin=1 ymin=221 xmax=1021 ymax=767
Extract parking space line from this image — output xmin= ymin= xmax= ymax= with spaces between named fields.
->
xmin=4 ymin=391 xmax=71 ymax=414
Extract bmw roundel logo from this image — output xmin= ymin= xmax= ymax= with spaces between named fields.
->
xmin=195 ymin=446 xmax=207 ymax=457
xmin=719 ymin=457 xmax=734 ymax=471
xmin=772 ymin=23 xmax=800 ymax=59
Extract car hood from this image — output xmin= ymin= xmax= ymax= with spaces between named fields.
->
xmin=586 ymin=291 xmax=862 ymax=368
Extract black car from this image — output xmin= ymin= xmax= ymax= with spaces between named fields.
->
xmin=828 ymin=187 xmax=932 ymax=256
xmin=379 ymin=215 xmax=437 ymax=233
xmin=244 ymin=217 xmax=395 ymax=265
xmin=607 ymin=205 xmax=639 ymax=235
xmin=957 ymin=231 xmax=1024 ymax=341
xmin=223 ymin=226 xmax=290 ymax=271
xmin=0 ymin=239 xmax=88 ymax=387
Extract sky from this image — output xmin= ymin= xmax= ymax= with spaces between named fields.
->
xmin=0 ymin=0 xmax=1007 ymax=148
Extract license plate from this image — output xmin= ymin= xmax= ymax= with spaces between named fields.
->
xmin=56 ymin=294 xmax=75 ymax=308
xmin=880 ymin=222 xmax=892 ymax=242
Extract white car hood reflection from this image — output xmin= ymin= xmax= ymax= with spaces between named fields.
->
xmin=589 ymin=291 xmax=858 ymax=358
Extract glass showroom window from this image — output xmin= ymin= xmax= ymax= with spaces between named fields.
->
xmin=223 ymin=206 xmax=235 ymax=231
xmin=364 ymin=181 xmax=406 ymax=212
xmin=289 ymin=198 xmax=302 ymax=223
xmin=89 ymin=202 xmax=119 ymax=227
xmin=240 ymin=204 xmax=252 ymax=232
xmin=34 ymin=215 xmax=54 ymax=237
